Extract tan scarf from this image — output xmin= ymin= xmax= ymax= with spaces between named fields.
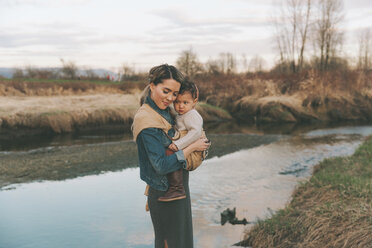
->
xmin=132 ymin=103 xmax=172 ymax=142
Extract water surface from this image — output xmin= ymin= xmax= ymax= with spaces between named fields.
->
xmin=1 ymin=124 xmax=372 ymax=248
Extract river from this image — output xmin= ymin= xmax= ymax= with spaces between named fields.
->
xmin=1 ymin=123 xmax=372 ymax=248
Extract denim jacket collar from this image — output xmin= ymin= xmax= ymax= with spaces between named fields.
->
xmin=145 ymin=94 xmax=174 ymax=125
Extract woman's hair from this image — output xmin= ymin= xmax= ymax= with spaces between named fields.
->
xmin=179 ymin=79 xmax=199 ymax=100
xmin=140 ymin=64 xmax=184 ymax=105
xmin=148 ymin=64 xmax=184 ymax=85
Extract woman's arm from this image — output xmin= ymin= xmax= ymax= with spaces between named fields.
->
xmin=137 ymin=128 xmax=186 ymax=175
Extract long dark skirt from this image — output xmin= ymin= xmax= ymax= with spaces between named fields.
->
xmin=148 ymin=170 xmax=193 ymax=248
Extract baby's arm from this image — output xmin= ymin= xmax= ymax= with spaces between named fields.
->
xmin=168 ymin=143 xmax=179 ymax=151
xmin=174 ymin=110 xmax=203 ymax=150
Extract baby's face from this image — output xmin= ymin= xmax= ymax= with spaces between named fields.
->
xmin=174 ymin=92 xmax=197 ymax=115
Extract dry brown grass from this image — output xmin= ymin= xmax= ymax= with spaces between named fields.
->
xmin=0 ymin=94 xmax=140 ymax=133
xmin=0 ymin=79 xmax=145 ymax=96
xmin=0 ymin=79 xmax=147 ymax=133
xmin=0 ymin=94 xmax=231 ymax=134
xmin=242 ymin=187 xmax=371 ymax=248
xmin=196 ymin=70 xmax=372 ymax=104
xmin=1 ymin=70 xmax=371 ymax=130
xmin=194 ymin=71 xmax=372 ymax=123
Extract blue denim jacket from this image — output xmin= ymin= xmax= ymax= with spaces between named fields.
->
xmin=136 ymin=96 xmax=187 ymax=191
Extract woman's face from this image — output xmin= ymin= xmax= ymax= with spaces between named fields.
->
xmin=150 ymin=79 xmax=181 ymax=110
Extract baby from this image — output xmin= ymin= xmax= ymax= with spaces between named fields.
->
xmin=158 ymin=79 xmax=208 ymax=202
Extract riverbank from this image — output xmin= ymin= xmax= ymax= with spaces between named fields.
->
xmin=199 ymin=73 xmax=372 ymax=124
xmin=237 ymin=136 xmax=372 ymax=248
xmin=1 ymin=74 xmax=372 ymax=138
xmin=0 ymin=93 xmax=232 ymax=140
xmin=0 ymin=140 xmax=138 ymax=189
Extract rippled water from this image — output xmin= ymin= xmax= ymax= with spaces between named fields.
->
xmin=1 ymin=125 xmax=372 ymax=248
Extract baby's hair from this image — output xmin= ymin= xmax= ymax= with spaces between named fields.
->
xmin=179 ymin=79 xmax=199 ymax=100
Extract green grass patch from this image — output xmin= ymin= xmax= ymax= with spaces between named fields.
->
xmin=39 ymin=111 xmax=69 ymax=117
xmin=199 ymin=102 xmax=230 ymax=115
xmin=257 ymin=208 xmax=304 ymax=236
xmin=310 ymin=139 xmax=372 ymax=199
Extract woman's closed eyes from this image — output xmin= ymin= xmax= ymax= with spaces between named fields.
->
xmin=163 ymin=90 xmax=178 ymax=98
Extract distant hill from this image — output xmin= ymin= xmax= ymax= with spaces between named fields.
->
xmin=0 ymin=67 xmax=116 ymax=79
xmin=0 ymin=68 xmax=13 ymax=78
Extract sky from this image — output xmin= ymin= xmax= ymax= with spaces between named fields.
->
xmin=0 ymin=0 xmax=372 ymax=72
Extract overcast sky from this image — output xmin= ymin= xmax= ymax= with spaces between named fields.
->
xmin=1 ymin=0 xmax=371 ymax=71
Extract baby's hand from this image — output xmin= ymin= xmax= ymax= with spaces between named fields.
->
xmin=168 ymin=143 xmax=179 ymax=152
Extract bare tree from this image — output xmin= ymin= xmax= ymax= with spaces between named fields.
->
xmin=119 ymin=63 xmax=136 ymax=81
xmin=217 ymin=53 xmax=237 ymax=74
xmin=358 ymin=28 xmax=372 ymax=71
xmin=241 ymin=54 xmax=248 ymax=73
xmin=12 ymin=68 xmax=24 ymax=79
xmin=203 ymin=53 xmax=237 ymax=74
xmin=60 ymin=58 xmax=78 ymax=79
xmin=298 ymin=0 xmax=312 ymax=71
xmin=84 ymin=68 xmax=99 ymax=80
xmin=25 ymin=66 xmax=38 ymax=78
xmin=287 ymin=0 xmax=299 ymax=72
xmin=313 ymin=0 xmax=344 ymax=71
xmin=272 ymin=0 xmax=312 ymax=73
xmin=205 ymin=58 xmax=222 ymax=75
xmin=248 ymin=55 xmax=266 ymax=72
xmin=176 ymin=48 xmax=203 ymax=77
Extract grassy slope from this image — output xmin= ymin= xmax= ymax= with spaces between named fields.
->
xmin=0 ymin=94 xmax=139 ymax=134
xmin=0 ymin=79 xmax=232 ymax=134
xmin=196 ymin=72 xmax=372 ymax=123
xmin=239 ymin=136 xmax=372 ymax=248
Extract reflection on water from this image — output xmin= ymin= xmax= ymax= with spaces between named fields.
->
xmin=1 ymin=125 xmax=372 ymax=248
xmin=0 ymin=129 xmax=133 ymax=152
xmin=2 ymin=120 xmax=366 ymax=152
xmin=0 ymin=169 xmax=154 ymax=248
xmin=191 ymin=132 xmax=366 ymax=247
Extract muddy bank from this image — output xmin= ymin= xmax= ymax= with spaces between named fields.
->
xmin=0 ymin=132 xmax=280 ymax=189
xmin=0 ymin=140 xmax=138 ymax=189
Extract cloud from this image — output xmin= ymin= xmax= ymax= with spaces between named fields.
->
xmin=347 ymin=9 xmax=372 ymax=22
xmin=0 ymin=22 xmax=143 ymax=50
xmin=143 ymin=7 xmax=271 ymax=56
xmin=345 ymin=0 xmax=372 ymax=8
xmin=0 ymin=0 xmax=90 ymax=7
xmin=0 ymin=21 xmax=147 ymax=69
xmin=0 ymin=30 xmax=93 ymax=50
xmin=150 ymin=8 xmax=270 ymax=28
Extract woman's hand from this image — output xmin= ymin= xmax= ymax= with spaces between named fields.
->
xmin=190 ymin=137 xmax=210 ymax=152
xmin=182 ymin=138 xmax=210 ymax=158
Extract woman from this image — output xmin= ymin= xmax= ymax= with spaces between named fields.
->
xmin=132 ymin=64 xmax=209 ymax=248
